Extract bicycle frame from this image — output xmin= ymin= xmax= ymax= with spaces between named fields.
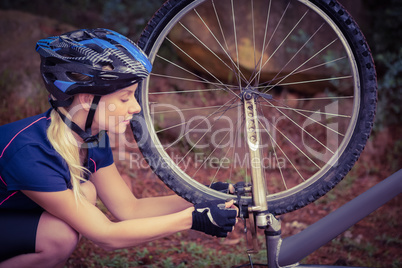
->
xmin=278 ymin=168 xmax=402 ymax=266
xmin=249 ymin=166 xmax=402 ymax=267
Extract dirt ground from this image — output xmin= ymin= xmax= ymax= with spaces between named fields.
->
xmin=66 ymin=124 xmax=401 ymax=268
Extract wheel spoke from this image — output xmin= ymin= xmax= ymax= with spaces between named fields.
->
xmin=250 ymin=6 xmax=309 ymax=86
xmin=260 ymin=98 xmax=335 ymax=154
xmin=165 ymin=37 xmax=241 ymax=99
xmin=255 ymin=0 xmax=272 ymax=85
xmin=259 ymin=100 xmax=348 ymax=137
xmin=262 ymin=38 xmax=340 ymax=92
xmin=151 ymin=104 xmax=237 ymax=115
xmin=150 ymin=73 xmax=237 ymax=90
xmin=176 ymin=100 xmax=241 ymax=165
xmin=196 ymin=5 xmax=256 ymax=86
xmin=263 ymin=23 xmax=326 ymax=90
xmin=178 ymin=17 xmax=248 ymax=85
xmin=163 ymin=98 xmax=239 ymax=151
xmin=249 ymin=0 xmax=290 ymax=87
xmin=257 ymin=116 xmax=305 ymax=182
xmin=259 ymin=102 xmax=351 ymax=119
xmin=135 ymin=0 xmax=374 ymax=214
xmin=272 ymin=122 xmax=321 ymax=170
xmin=230 ymin=0 xmax=241 ymax=85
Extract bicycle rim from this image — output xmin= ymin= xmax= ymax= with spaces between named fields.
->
xmin=132 ymin=0 xmax=377 ymax=214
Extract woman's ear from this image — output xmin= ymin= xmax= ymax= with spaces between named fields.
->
xmin=77 ymin=94 xmax=94 ymax=111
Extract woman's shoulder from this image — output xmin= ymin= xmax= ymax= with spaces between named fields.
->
xmin=0 ymin=109 xmax=52 ymax=158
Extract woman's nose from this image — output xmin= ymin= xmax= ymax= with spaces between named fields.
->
xmin=129 ymin=98 xmax=141 ymax=114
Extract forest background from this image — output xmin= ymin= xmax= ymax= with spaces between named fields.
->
xmin=0 ymin=0 xmax=401 ymax=267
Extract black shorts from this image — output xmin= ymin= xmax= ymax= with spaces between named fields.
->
xmin=0 ymin=209 xmax=44 ymax=262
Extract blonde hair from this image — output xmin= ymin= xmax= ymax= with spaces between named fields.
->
xmin=47 ymin=106 xmax=89 ymax=201
xmin=46 ymin=66 xmax=112 ymax=201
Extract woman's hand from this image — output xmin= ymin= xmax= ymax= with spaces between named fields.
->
xmin=209 ymin=182 xmax=235 ymax=194
xmin=191 ymin=199 xmax=238 ymax=237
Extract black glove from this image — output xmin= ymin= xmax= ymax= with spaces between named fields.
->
xmin=208 ymin=182 xmax=233 ymax=193
xmin=191 ymin=200 xmax=237 ymax=237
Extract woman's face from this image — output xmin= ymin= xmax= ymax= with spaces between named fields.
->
xmin=93 ymin=83 xmax=141 ymax=134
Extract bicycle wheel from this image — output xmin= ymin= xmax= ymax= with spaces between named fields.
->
xmin=131 ymin=0 xmax=377 ymax=215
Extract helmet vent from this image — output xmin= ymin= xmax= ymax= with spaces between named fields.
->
xmin=43 ymin=59 xmax=57 ymax=67
xmin=67 ymin=72 xmax=92 ymax=82
xmin=43 ymin=72 xmax=56 ymax=81
xmin=99 ymin=73 xmax=119 ymax=80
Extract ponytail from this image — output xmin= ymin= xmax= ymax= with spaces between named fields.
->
xmin=47 ymin=108 xmax=89 ymax=201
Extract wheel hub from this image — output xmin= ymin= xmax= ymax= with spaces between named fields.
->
xmin=241 ymin=87 xmax=273 ymax=101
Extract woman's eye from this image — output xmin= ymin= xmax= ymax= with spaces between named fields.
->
xmin=121 ymin=99 xmax=129 ymax=103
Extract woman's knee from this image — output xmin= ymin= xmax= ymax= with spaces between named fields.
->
xmin=36 ymin=212 xmax=79 ymax=264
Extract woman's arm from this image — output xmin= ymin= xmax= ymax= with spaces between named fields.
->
xmin=22 ymin=189 xmax=194 ymax=251
xmin=22 ymin=163 xmax=237 ymax=250
xmin=90 ymin=163 xmax=192 ymax=221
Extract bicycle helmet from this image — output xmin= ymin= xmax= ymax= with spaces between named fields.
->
xmin=36 ymin=28 xmax=152 ymax=101
xmin=35 ymin=28 xmax=152 ymax=145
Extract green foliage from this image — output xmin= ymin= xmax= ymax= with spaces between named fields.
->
xmin=374 ymin=49 xmax=402 ymax=130
xmin=0 ymin=0 xmax=165 ymax=40
xmin=364 ymin=0 xmax=402 ymax=131
xmin=99 ymin=0 xmax=166 ymax=39
xmin=0 ymin=70 xmax=49 ymax=123
xmin=364 ymin=0 xmax=402 ymax=55
xmin=93 ymin=252 xmax=135 ymax=267
xmin=393 ymin=259 xmax=402 ymax=268
xmin=0 ymin=69 xmax=17 ymax=97
xmin=68 ymin=233 xmax=269 ymax=268
xmin=375 ymin=233 xmax=402 ymax=246
xmin=329 ymin=236 xmax=381 ymax=267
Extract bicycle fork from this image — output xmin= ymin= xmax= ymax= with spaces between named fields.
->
xmin=243 ymin=90 xmax=282 ymax=268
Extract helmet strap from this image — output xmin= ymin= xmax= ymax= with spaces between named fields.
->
xmin=49 ymin=96 xmax=104 ymax=148
xmin=84 ymin=95 xmax=101 ymax=138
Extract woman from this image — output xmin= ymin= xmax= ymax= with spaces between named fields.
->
xmin=0 ymin=28 xmax=237 ymax=267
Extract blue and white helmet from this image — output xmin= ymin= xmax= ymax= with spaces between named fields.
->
xmin=36 ymin=28 xmax=152 ymax=101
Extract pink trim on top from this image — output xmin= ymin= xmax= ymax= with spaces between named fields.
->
xmin=0 ymin=116 xmax=50 ymax=159
xmin=0 ymin=116 xmax=50 ymax=205
xmin=90 ymin=158 xmax=97 ymax=173
xmin=0 ymin=175 xmax=6 ymax=186
xmin=0 ymin=191 xmax=18 ymax=206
